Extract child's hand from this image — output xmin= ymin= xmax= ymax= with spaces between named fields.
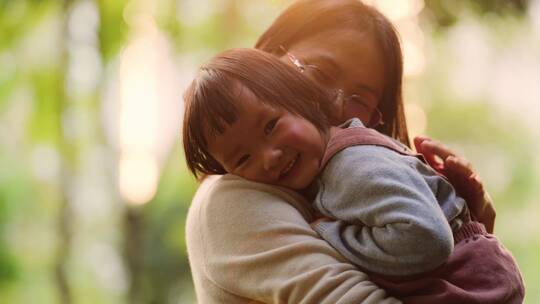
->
xmin=414 ymin=135 xmax=496 ymax=233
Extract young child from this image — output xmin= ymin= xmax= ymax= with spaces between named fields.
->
xmin=183 ymin=48 xmax=524 ymax=303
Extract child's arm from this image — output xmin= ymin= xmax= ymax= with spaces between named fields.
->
xmin=312 ymin=146 xmax=454 ymax=276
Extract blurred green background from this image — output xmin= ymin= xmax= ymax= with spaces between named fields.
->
xmin=0 ymin=0 xmax=539 ymax=303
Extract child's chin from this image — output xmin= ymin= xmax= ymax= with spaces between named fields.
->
xmin=281 ymin=164 xmax=318 ymax=190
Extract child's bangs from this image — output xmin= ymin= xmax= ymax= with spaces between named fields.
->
xmin=183 ymin=69 xmax=243 ymax=176
xmin=193 ymin=70 xmax=241 ymax=139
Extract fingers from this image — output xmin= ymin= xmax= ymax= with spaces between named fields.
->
xmin=414 ymin=136 xmax=444 ymax=172
xmin=415 ymin=136 xmax=456 ymax=160
xmin=444 ymin=156 xmax=483 ymax=198
xmin=413 ymin=135 xmax=428 ymax=152
xmin=444 ymin=155 xmax=474 ymax=179
xmin=480 ymin=196 xmax=496 ymax=233
xmin=468 ymin=173 xmax=485 ymax=193
xmin=415 ymin=136 xmax=474 ymax=177
xmin=445 ymin=157 xmax=496 ymax=232
xmin=415 ymin=136 xmax=470 ymax=174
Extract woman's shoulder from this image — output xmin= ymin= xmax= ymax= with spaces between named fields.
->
xmin=196 ymin=174 xmax=308 ymax=205
xmin=187 ymin=174 xmax=315 ymax=227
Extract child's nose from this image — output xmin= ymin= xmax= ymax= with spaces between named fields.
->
xmin=262 ymin=148 xmax=283 ymax=172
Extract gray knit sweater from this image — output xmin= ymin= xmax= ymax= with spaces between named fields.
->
xmin=312 ymin=119 xmax=467 ymax=276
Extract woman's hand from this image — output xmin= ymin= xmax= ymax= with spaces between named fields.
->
xmin=414 ymin=136 xmax=496 ymax=233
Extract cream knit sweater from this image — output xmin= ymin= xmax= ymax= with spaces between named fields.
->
xmin=186 ymin=174 xmax=401 ymax=303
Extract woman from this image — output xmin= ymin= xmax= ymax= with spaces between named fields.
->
xmin=185 ymin=1 xmax=495 ymax=303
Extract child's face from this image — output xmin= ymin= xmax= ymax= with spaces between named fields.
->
xmin=206 ymin=85 xmax=327 ymax=190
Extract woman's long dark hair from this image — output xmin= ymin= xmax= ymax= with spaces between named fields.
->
xmin=255 ymin=0 xmax=410 ymax=146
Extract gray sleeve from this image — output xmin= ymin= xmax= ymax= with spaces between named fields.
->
xmin=312 ymin=146 xmax=454 ymax=276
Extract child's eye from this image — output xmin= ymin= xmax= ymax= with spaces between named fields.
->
xmin=264 ymin=118 xmax=278 ymax=135
xmin=236 ymin=154 xmax=250 ymax=167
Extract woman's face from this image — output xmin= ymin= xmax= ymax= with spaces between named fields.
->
xmin=280 ymin=28 xmax=386 ymax=125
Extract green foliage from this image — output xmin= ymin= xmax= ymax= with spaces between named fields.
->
xmin=132 ymin=148 xmax=197 ymax=303
xmin=0 ymin=1 xmax=54 ymax=51
xmin=29 ymin=69 xmax=63 ymax=143
xmin=424 ymin=0 xmax=530 ymax=28
xmin=0 ymin=194 xmax=18 ymax=286
xmin=427 ymin=99 xmax=537 ymax=204
xmin=96 ymin=0 xmax=129 ymax=62
xmin=0 ymin=150 xmax=39 ymax=291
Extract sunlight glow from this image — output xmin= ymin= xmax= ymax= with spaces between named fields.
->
xmin=368 ymin=0 xmax=424 ymax=21
xmin=118 ymin=23 xmax=160 ymax=205
xmin=366 ymin=0 xmax=426 ymax=77
xmin=405 ymin=102 xmax=427 ymax=139
xmin=32 ymin=144 xmax=61 ymax=183
xmin=119 ymin=33 xmax=160 ymax=152
xmin=119 ymin=151 xmax=159 ymax=205
xmin=402 ymin=37 xmax=426 ymax=77
xmin=530 ymin=0 xmax=540 ymax=36
xmin=117 ymin=1 xmax=180 ymax=205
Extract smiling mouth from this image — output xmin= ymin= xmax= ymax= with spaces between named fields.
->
xmin=279 ymin=154 xmax=299 ymax=179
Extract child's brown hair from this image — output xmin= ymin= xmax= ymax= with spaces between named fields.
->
xmin=183 ymin=48 xmax=334 ymax=178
